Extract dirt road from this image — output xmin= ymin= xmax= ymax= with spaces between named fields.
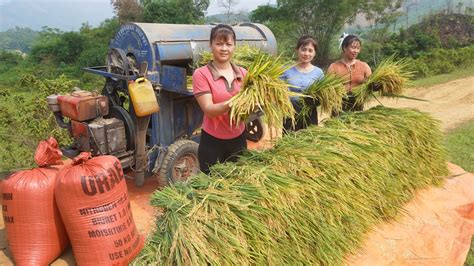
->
xmin=0 ymin=76 xmax=472 ymax=265
xmin=366 ymin=76 xmax=474 ymax=131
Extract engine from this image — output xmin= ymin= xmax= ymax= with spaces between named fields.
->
xmin=47 ymin=90 xmax=128 ymax=158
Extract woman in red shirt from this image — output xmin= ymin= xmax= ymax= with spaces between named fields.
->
xmin=193 ymin=24 xmax=247 ymax=174
xmin=328 ymin=34 xmax=372 ymax=112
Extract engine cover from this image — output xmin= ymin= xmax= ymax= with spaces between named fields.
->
xmin=70 ymin=118 xmax=126 ymax=156
xmin=88 ymin=118 xmax=127 ymax=155
xmin=57 ymin=90 xmax=108 ymax=121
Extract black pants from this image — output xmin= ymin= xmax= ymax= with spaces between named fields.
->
xmin=198 ymin=130 xmax=247 ymax=174
xmin=332 ymin=94 xmax=363 ymax=117
xmin=284 ymin=98 xmax=318 ymax=132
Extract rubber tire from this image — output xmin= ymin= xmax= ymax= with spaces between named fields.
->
xmin=106 ymin=105 xmax=136 ymax=151
xmin=245 ymin=117 xmax=265 ymax=142
xmin=159 ymin=140 xmax=199 ymax=184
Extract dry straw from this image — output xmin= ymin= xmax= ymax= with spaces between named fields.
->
xmin=133 ymin=106 xmax=448 ymax=266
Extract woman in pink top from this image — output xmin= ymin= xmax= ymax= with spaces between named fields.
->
xmin=328 ymin=34 xmax=372 ymax=113
xmin=193 ymin=24 xmax=247 ymax=174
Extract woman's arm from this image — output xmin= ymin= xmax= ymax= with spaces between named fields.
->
xmin=193 ymin=68 xmax=231 ymax=119
xmin=327 ymin=63 xmax=336 ymax=75
xmin=195 ymin=94 xmax=231 ymax=119
xmin=364 ymin=62 xmax=372 ymax=78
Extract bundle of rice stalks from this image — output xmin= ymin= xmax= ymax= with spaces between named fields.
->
xmin=302 ymin=73 xmax=347 ymax=114
xmin=134 ymin=106 xmax=448 ymax=265
xmin=196 ymin=44 xmax=265 ymax=69
xmin=229 ymin=53 xmax=301 ymax=129
xmin=352 ymin=56 xmax=414 ymax=106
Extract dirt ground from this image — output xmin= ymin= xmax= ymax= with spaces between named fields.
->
xmin=0 ymin=76 xmax=473 ymax=265
xmin=366 ymin=76 xmax=474 ymax=131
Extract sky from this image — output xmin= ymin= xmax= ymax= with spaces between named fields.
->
xmin=0 ymin=0 xmax=276 ymax=31
xmin=0 ymin=0 xmax=275 ymax=14
xmin=207 ymin=0 xmax=276 ymax=15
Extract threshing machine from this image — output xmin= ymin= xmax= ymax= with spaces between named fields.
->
xmin=47 ymin=23 xmax=277 ymax=186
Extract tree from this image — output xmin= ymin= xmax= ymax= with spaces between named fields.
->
xmin=0 ymin=27 xmax=39 ymax=53
xmin=456 ymin=2 xmax=464 ymax=14
xmin=111 ymin=0 xmax=144 ymax=23
xmin=250 ymin=5 xmax=295 ymax=58
xmin=218 ymin=0 xmax=239 ymax=23
xmin=445 ymin=0 xmax=454 ymax=14
xmin=142 ymin=0 xmax=209 ymax=24
xmin=360 ymin=0 xmax=403 ymax=65
xmin=251 ymin=0 xmax=405 ymax=67
xmin=29 ymin=27 xmax=63 ymax=64
xmin=54 ymin=32 xmax=85 ymax=64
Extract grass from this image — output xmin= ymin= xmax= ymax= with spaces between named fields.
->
xmin=444 ymin=119 xmax=474 ymax=172
xmin=467 ymin=242 xmax=474 ymax=266
xmin=410 ymin=64 xmax=474 ymax=88
xmin=444 ymin=119 xmax=474 ymax=266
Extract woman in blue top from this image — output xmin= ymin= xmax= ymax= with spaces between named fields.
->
xmin=281 ymin=35 xmax=324 ymax=131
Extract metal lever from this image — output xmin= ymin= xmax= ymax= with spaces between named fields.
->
xmin=139 ymin=62 xmax=148 ymax=79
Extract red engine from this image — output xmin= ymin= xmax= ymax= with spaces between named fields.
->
xmin=57 ymin=91 xmax=108 ymax=121
xmin=47 ymin=90 xmax=130 ymax=163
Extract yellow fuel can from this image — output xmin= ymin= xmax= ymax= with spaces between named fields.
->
xmin=128 ymin=77 xmax=159 ymax=116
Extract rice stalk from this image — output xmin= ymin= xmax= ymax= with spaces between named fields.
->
xmin=229 ymin=53 xmax=301 ymax=129
xmin=134 ymin=106 xmax=448 ymax=266
xmin=352 ymin=55 xmax=415 ymax=106
xmin=301 ymin=74 xmax=347 ymax=115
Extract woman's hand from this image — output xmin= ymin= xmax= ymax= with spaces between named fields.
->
xmin=223 ymin=99 xmax=233 ymax=109
xmin=368 ymin=82 xmax=382 ymax=92
xmin=196 ymin=94 xmax=232 ymax=118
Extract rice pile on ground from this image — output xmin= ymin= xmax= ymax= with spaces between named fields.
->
xmin=135 ymin=106 xmax=448 ymax=265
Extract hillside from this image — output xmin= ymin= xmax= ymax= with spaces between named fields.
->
xmin=347 ymin=0 xmax=471 ymax=31
xmin=409 ymin=13 xmax=474 ymax=47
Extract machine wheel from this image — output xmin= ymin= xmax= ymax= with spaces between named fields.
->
xmin=245 ymin=117 xmax=265 ymax=142
xmin=159 ymin=140 xmax=199 ymax=184
xmin=106 ymin=105 xmax=136 ymax=150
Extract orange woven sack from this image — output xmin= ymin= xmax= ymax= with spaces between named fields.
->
xmin=55 ymin=152 xmax=144 ymax=265
xmin=1 ymin=138 xmax=69 ymax=266
xmin=34 ymin=137 xmax=63 ymax=166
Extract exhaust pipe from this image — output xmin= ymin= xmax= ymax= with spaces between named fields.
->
xmin=47 ymin=95 xmax=70 ymax=129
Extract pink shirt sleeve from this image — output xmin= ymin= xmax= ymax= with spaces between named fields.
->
xmin=192 ymin=68 xmax=211 ymax=97
xmin=240 ymin=67 xmax=248 ymax=78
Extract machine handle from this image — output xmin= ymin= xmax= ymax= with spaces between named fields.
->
xmin=135 ymin=77 xmax=146 ymax=84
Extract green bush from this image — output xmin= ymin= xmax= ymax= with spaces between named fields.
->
xmin=410 ymin=45 xmax=474 ymax=77
xmin=0 ymin=50 xmax=24 ymax=66
xmin=0 ymin=74 xmax=75 ymax=173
